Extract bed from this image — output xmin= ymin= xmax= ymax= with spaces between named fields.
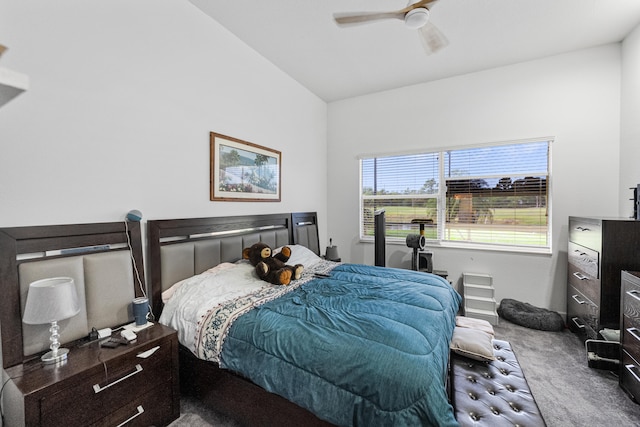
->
xmin=148 ymin=212 xmax=462 ymax=426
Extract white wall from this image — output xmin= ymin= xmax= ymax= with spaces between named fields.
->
xmin=0 ymin=3 xmax=325 ymax=420
xmin=327 ymin=45 xmax=623 ymax=313
xmin=0 ymin=1 xmax=635 ymax=317
xmin=620 ymin=24 xmax=640 ymax=217
xmin=0 ymin=0 xmax=328 ymax=243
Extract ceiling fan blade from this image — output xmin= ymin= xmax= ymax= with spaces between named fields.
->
xmin=418 ymin=21 xmax=448 ymax=54
xmin=333 ymin=11 xmax=404 ymax=26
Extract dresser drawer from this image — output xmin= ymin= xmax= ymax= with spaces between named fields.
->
xmin=90 ymin=381 xmax=174 ymax=427
xmin=568 ymin=259 xmax=601 ymax=307
xmin=622 ymin=321 xmax=640 ymax=359
xmin=569 ymin=218 xmax=601 ymax=250
xmin=567 ymin=285 xmax=599 ymax=339
xmin=622 ymin=277 xmax=640 ymax=358
xmin=621 ymin=350 xmax=640 ymax=402
xmin=568 ymin=242 xmax=599 ymax=279
xmin=623 ymin=279 xmax=640 ymax=319
xmin=40 ymin=340 xmax=173 ymax=426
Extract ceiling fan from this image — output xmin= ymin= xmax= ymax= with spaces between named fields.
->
xmin=333 ymin=0 xmax=448 ymax=54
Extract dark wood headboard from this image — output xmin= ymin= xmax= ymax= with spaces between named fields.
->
xmin=147 ymin=212 xmax=319 ymax=318
xmin=291 ymin=211 xmax=321 ymax=256
xmin=0 ymin=221 xmax=145 ymax=368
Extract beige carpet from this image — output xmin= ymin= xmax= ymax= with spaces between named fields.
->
xmin=168 ymin=413 xmax=213 ymax=427
xmin=493 ymin=319 xmax=640 ymax=427
xmin=169 ymin=319 xmax=640 ymax=426
xmin=168 ymin=395 xmax=239 ymax=427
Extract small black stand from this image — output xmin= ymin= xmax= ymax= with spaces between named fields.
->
xmin=417 ymin=251 xmax=433 ymax=273
xmin=633 ymin=185 xmax=640 ymax=220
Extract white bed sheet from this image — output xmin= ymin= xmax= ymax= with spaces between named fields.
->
xmin=159 ymin=262 xmax=269 ymax=351
xmin=159 ymin=245 xmax=328 ymax=353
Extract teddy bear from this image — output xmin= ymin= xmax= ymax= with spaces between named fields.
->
xmin=242 ymin=242 xmax=304 ymax=285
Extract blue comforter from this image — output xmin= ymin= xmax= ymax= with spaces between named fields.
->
xmin=220 ymin=264 xmax=462 ymax=426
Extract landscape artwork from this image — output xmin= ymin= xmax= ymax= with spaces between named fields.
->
xmin=210 ymin=132 xmax=281 ymax=202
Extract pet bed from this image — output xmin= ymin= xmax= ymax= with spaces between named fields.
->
xmin=497 ymin=298 xmax=564 ymax=331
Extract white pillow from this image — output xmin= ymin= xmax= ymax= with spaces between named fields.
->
xmin=274 ymin=244 xmax=322 ymax=267
xmin=161 ymin=262 xmax=236 ymax=303
xmin=450 ymin=327 xmax=496 ymax=362
xmin=455 ymin=315 xmax=495 ymax=336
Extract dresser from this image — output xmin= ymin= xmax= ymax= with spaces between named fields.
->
xmin=567 ymin=217 xmax=640 ymax=341
xmin=621 ymin=270 xmax=640 ymax=402
xmin=4 ymin=323 xmax=179 ymax=427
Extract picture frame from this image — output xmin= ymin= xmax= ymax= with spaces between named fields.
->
xmin=210 ymin=132 xmax=281 ymax=202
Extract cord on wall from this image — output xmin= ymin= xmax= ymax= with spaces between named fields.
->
xmin=124 ymin=210 xmax=154 ymax=321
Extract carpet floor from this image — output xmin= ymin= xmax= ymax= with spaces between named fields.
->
xmin=493 ymin=319 xmax=640 ymax=426
xmin=169 ymin=319 xmax=640 ymax=426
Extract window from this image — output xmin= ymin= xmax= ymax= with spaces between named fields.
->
xmin=360 ymin=139 xmax=551 ymax=252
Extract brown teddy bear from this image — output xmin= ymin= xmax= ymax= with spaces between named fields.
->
xmin=242 ymin=242 xmax=304 ymax=285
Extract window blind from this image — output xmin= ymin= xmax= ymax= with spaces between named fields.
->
xmin=360 ymin=139 xmax=551 ymax=250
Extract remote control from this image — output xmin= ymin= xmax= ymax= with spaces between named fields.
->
xmin=100 ymin=338 xmax=121 ymax=348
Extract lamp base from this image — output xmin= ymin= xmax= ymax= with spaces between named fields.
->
xmin=41 ymin=347 xmax=69 ymax=364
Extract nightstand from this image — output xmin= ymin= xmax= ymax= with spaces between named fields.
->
xmin=4 ymin=323 xmax=179 ymax=426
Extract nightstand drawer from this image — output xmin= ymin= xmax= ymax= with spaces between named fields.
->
xmin=40 ymin=341 xmax=172 ymax=426
xmin=569 ymin=218 xmax=601 ymax=250
xmin=89 ymin=382 xmax=174 ymax=427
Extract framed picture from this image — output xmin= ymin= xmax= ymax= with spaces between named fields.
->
xmin=210 ymin=132 xmax=281 ymax=202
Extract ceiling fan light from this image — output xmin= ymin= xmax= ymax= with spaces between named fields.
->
xmin=405 ymin=8 xmax=430 ymax=29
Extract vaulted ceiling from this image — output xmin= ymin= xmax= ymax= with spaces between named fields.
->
xmin=190 ymin=0 xmax=640 ymax=102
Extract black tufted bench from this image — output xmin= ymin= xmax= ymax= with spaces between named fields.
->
xmin=450 ymin=339 xmax=547 ymax=426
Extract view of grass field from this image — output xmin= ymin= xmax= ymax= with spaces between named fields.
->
xmin=363 ymin=206 xmax=548 ymax=246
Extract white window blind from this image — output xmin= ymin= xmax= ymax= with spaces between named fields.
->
xmin=360 ymin=139 xmax=551 ymax=251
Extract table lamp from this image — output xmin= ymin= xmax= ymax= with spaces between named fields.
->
xmin=22 ymin=277 xmax=81 ymax=364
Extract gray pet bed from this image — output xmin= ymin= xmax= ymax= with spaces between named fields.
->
xmin=497 ymin=298 xmax=565 ymax=331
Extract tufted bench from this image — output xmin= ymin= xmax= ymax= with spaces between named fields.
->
xmin=450 ymin=339 xmax=547 ymax=426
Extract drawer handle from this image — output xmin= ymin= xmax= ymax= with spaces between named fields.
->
xmin=625 ymin=364 xmax=640 ymax=384
xmin=573 ymin=250 xmax=596 ymax=264
xmin=93 ymin=364 xmax=143 ymax=394
xmin=575 ymin=226 xmax=591 ymax=232
xmin=572 ymin=295 xmax=587 ymax=305
xmin=573 ymin=272 xmax=588 ymax=281
xmin=116 ymin=405 xmax=144 ymax=427
xmin=626 ymin=289 xmax=640 ymax=302
xmin=628 ymin=327 xmax=640 ymax=343
xmin=571 ymin=317 xmax=586 ymax=329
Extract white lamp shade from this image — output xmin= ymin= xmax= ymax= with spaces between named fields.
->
xmin=23 ymin=277 xmax=81 ymax=324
